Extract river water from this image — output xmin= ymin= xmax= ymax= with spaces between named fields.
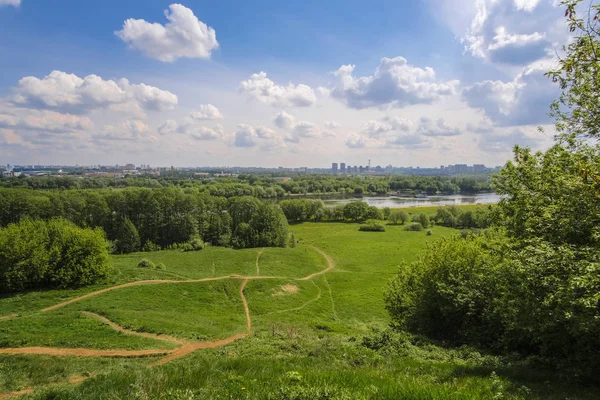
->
xmin=322 ymin=193 xmax=502 ymax=208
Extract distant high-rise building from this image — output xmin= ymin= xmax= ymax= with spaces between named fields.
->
xmin=359 ymin=165 xmax=364 ymax=173
xmin=332 ymin=163 xmax=338 ymax=173
xmin=455 ymin=164 xmax=468 ymax=173
xmin=473 ymin=164 xmax=486 ymax=172
xmin=340 ymin=163 xmax=346 ymax=173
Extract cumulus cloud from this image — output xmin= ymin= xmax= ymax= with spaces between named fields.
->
xmin=462 ymin=60 xmax=558 ymax=126
xmin=385 ymin=132 xmax=431 ymax=148
xmin=233 ymin=124 xmax=284 ymax=148
xmin=324 ymin=120 xmax=341 ymax=129
xmin=273 ymin=111 xmax=296 ymax=129
xmin=12 ymin=70 xmax=178 ymax=115
xmin=361 ymin=116 xmax=412 ymax=137
xmin=320 ymin=130 xmax=336 ymax=138
xmin=190 ymin=125 xmax=224 ymax=140
xmin=478 ymin=128 xmax=542 ymax=152
xmin=462 ymin=0 xmax=564 ymax=66
xmin=94 ymin=120 xmax=151 ymax=142
xmin=345 ymin=133 xmax=367 ymax=149
xmin=190 ymin=104 xmax=223 ymax=120
xmin=0 ymin=0 xmax=20 ymax=7
xmin=331 ymin=57 xmax=459 ymax=109
xmin=239 ymin=72 xmax=317 ymax=108
xmin=0 ymin=107 xmax=93 ymax=133
xmin=116 ymin=4 xmax=218 ymax=62
xmin=417 ymin=117 xmax=461 ymax=137
xmin=291 ymin=121 xmax=318 ymax=138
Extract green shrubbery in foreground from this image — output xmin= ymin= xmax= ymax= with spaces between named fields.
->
xmin=0 ymin=218 xmax=110 ymax=291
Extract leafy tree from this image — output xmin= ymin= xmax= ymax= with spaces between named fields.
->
xmin=342 ymin=201 xmax=369 ymax=222
xmin=114 ymin=217 xmax=140 ymax=254
xmin=547 ymin=0 xmax=600 ymax=142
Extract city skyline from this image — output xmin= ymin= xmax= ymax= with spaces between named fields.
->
xmin=0 ymin=1 xmax=566 ymax=167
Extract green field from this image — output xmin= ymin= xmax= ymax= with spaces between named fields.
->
xmin=0 ymin=220 xmax=595 ymax=399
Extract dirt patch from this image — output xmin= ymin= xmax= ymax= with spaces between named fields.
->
xmin=272 ymin=284 xmax=299 ymax=296
xmin=0 ymin=374 xmax=91 ymax=399
xmin=0 ymin=347 xmax=172 ymax=358
xmin=0 ymin=314 xmax=17 ymax=322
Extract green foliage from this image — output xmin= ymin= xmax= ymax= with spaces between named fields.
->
xmin=289 ymin=232 xmax=297 ymax=248
xmin=342 ymin=201 xmax=370 ymax=222
xmin=280 ymin=199 xmax=325 ymax=222
xmin=142 ymin=240 xmax=161 ymax=252
xmin=388 ymin=209 xmax=410 ymax=225
xmin=0 ymin=218 xmax=110 ymax=291
xmin=358 ymin=223 xmax=386 ymax=232
xmin=114 ymin=217 xmax=140 ymax=254
xmin=404 ymin=222 xmax=423 ymax=231
xmin=426 ymin=230 xmax=432 ymax=236
xmin=546 ymin=0 xmax=600 ymax=142
xmin=414 ymin=213 xmax=430 ymax=228
xmin=137 ymin=259 xmax=155 ymax=268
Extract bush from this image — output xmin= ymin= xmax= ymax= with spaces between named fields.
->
xmin=413 ymin=213 xmax=430 ymax=228
xmin=359 ymin=224 xmax=386 ymax=232
xmin=404 ymin=222 xmax=423 ymax=231
xmin=156 ymin=262 xmax=166 ymax=270
xmin=138 ymin=259 xmax=155 ymax=268
xmin=142 ymin=240 xmax=161 ymax=252
xmin=389 ymin=210 xmax=410 ymax=225
xmin=0 ymin=218 xmax=111 ymax=291
xmin=426 ymin=229 xmax=432 ymax=236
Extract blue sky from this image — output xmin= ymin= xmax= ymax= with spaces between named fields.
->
xmin=0 ymin=0 xmax=569 ymax=167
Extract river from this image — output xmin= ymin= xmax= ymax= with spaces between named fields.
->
xmin=322 ymin=193 xmax=502 ymax=208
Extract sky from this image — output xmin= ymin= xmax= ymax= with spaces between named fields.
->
xmin=0 ymin=0 xmax=571 ymax=168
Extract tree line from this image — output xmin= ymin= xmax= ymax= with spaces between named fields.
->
xmin=0 ymin=174 xmax=493 ymax=197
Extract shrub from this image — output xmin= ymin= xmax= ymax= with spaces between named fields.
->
xmin=389 ymin=210 xmax=410 ymax=225
xmin=138 ymin=259 xmax=155 ymax=268
xmin=189 ymin=237 xmax=205 ymax=251
xmin=0 ymin=218 xmax=111 ymax=291
xmin=426 ymin=229 xmax=432 ymax=236
xmin=142 ymin=240 xmax=161 ymax=252
xmin=414 ymin=213 xmax=430 ymax=228
xmin=404 ymin=222 xmax=423 ymax=231
xmin=155 ymin=262 xmax=166 ymax=270
xmin=359 ymin=224 xmax=386 ymax=232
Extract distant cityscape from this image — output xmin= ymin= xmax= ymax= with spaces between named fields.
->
xmin=1 ymin=161 xmax=501 ymax=179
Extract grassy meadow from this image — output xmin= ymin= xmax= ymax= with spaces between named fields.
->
xmin=0 ymin=213 xmax=597 ymax=399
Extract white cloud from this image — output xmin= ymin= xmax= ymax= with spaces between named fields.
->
xmin=345 ymin=133 xmax=367 ymax=149
xmin=292 ymin=121 xmax=318 ymax=138
xmin=116 ymin=4 xmax=218 ymax=62
xmin=273 ymin=111 xmax=296 ymax=129
xmin=191 ymin=125 xmax=224 ymax=141
xmin=330 ymin=57 xmax=459 ymax=109
xmin=320 ymin=130 xmax=336 ymax=138
xmin=324 ymin=120 xmax=341 ymax=129
xmin=256 ymin=126 xmax=276 ymax=139
xmin=234 ymin=124 xmax=258 ymax=147
xmin=461 ymin=0 xmax=563 ymax=66
xmin=478 ymin=128 xmax=542 ymax=152
xmin=0 ymin=106 xmax=93 ymax=133
xmin=12 ymin=70 xmax=178 ymax=114
xmin=385 ymin=132 xmax=431 ymax=148
xmin=93 ymin=120 xmax=152 ymax=142
xmin=0 ymin=0 xmax=20 ymax=7
xmin=158 ymin=120 xmax=178 ymax=135
xmin=462 ymin=60 xmax=558 ymax=126
xmin=417 ymin=117 xmax=462 ymax=137
xmin=239 ymin=72 xmax=317 ymax=108
xmin=190 ymin=104 xmax=223 ymax=120
xmin=361 ymin=116 xmax=412 ymax=137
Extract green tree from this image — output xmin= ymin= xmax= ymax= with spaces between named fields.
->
xmin=114 ymin=217 xmax=140 ymax=254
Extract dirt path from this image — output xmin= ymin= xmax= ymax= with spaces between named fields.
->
xmin=0 ymin=314 xmax=17 ymax=322
xmin=240 ymin=279 xmax=251 ymax=333
xmin=323 ymin=276 xmax=338 ymax=320
xmin=297 ymin=245 xmax=335 ymax=281
xmin=0 ymin=347 xmax=172 ymax=358
xmin=255 ymin=249 xmax=264 ymax=275
xmin=42 ymin=275 xmax=280 ymax=313
xmin=264 ymin=280 xmax=322 ymax=316
xmin=81 ymin=311 xmax=187 ymax=346
xmin=0 ymin=375 xmax=91 ymax=400
xmin=0 ymin=245 xmax=336 ymax=398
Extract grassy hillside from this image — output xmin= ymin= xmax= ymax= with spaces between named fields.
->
xmin=0 ymin=221 xmax=596 ymax=399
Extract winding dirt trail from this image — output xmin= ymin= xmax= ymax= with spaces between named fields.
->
xmin=297 ymin=245 xmax=335 ymax=281
xmin=0 ymin=347 xmax=172 ymax=358
xmin=255 ymin=249 xmax=264 ymax=275
xmin=0 ymin=246 xmax=336 ymax=398
xmin=0 ymin=375 xmax=91 ymax=400
xmin=0 ymin=314 xmax=17 ymax=322
xmin=81 ymin=311 xmax=187 ymax=346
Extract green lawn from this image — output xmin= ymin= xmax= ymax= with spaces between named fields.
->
xmin=0 ymin=221 xmax=596 ymax=399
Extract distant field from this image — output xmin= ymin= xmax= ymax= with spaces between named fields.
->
xmin=0 ymin=221 xmax=595 ymax=399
